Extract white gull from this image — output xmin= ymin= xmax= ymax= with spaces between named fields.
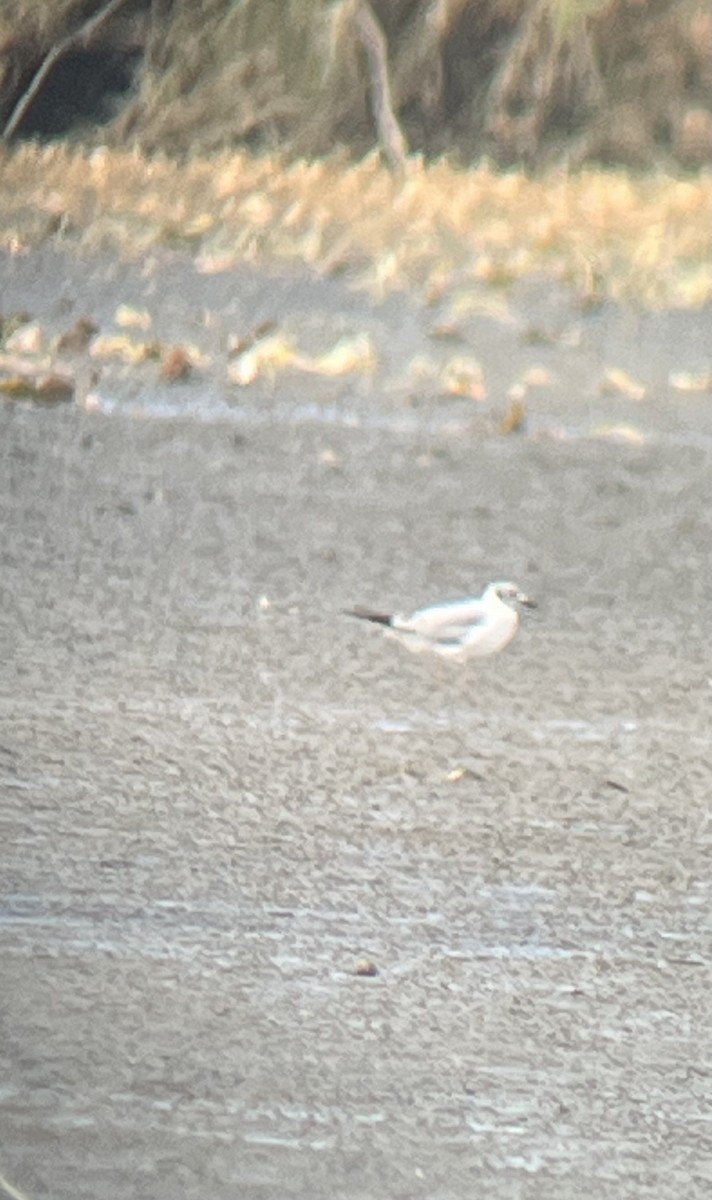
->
xmin=345 ymin=581 xmax=536 ymax=662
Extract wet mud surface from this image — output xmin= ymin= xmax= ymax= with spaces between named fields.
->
xmin=1 ymin=247 xmax=712 ymax=1199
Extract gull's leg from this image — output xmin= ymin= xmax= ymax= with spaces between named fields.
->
xmin=430 ymin=653 xmax=459 ymax=723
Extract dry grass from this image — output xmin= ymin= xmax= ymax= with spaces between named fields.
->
xmin=4 ymin=1 xmax=709 ymax=164
xmin=0 ymin=143 xmax=709 ymax=310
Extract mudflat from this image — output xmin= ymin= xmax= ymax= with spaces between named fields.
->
xmin=1 ymin=245 xmax=711 ymax=1200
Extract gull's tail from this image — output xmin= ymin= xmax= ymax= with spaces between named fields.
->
xmin=343 ymin=606 xmax=394 ymax=627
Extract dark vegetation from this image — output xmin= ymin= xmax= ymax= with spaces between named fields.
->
xmin=1 ymin=0 xmax=710 ymax=170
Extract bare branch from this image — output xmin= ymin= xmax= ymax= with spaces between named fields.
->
xmin=353 ymin=0 xmax=408 ymax=171
xmin=2 ymin=0 xmax=133 ymax=142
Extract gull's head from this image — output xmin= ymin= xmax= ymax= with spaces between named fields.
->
xmin=489 ymin=581 xmax=538 ymax=609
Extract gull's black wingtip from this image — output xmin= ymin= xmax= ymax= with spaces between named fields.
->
xmin=343 ymin=607 xmax=394 ymax=627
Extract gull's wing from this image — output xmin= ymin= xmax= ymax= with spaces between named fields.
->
xmin=393 ymin=597 xmax=488 ymax=645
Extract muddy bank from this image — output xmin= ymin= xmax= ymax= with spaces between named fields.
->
xmin=1 ymin=241 xmax=711 ymax=438
xmin=0 ymin=246 xmax=711 ymax=1200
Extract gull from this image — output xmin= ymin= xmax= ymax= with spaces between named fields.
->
xmin=345 ymin=581 xmax=536 ymax=662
